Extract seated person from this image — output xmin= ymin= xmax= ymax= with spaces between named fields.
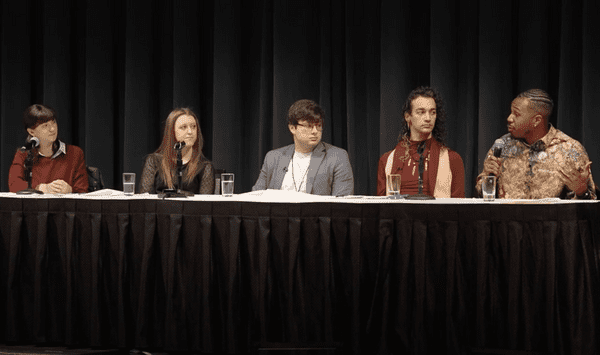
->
xmin=377 ymin=86 xmax=465 ymax=197
xmin=9 ymin=104 xmax=88 ymax=193
xmin=476 ymin=89 xmax=596 ymax=199
xmin=139 ymin=108 xmax=214 ymax=194
xmin=252 ymin=99 xmax=354 ymax=196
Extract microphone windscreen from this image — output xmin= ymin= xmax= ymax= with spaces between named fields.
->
xmin=493 ymin=147 xmax=502 ymax=158
xmin=27 ymin=136 xmax=40 ymax=147
xmin=23 ymin=136 xmax=40 ymax=150
xmin=492 ymin=139 xmax=503 ymax=158
xmin=174 ymin=141 xmax=186 ymax=150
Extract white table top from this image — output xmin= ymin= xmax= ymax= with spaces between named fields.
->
xmin=0 ymin=189 xmax=597 ymax=205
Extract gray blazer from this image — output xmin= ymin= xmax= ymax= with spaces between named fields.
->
xmin=252 ymin=142 xmax=354 ymax=196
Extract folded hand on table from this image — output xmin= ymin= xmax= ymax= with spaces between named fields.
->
xmin=37 ymin=179 xmax=73 ymax=194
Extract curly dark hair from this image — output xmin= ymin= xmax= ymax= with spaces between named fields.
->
xmin=287 ymin=99 xmax=324 ymax=126
xmin=399 ymin=86 xmax=447 ymax=146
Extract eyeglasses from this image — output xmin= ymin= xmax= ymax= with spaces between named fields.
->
xmin=296 ymin=123 xmax=323 ymax=131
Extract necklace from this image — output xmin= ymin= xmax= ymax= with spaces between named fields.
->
xmin=291 ymin=153 xmax=310 ymax=192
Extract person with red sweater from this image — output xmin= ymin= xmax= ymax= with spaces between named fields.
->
xmin=377 ymin=86 xmax=465 ymax=197
xmin=8 ymin=104 xmax=88 ymax=194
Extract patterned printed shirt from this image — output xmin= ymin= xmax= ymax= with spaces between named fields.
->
xmin=476 ymin=126 xmax=596 ymax=199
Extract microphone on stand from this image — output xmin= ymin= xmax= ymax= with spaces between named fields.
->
xmin=159 ymin=141 xmax=192 ymax=198
xmin=417 ymin=141 xmax=426 ymax=193
xmin=17 ymin=136 xmax=43 ymax=195
xmin=405 ymin=140 xmax=435 ymax=200
xmin=23 ymin=136 xmax=40 ymax=150
xmin=174 ymin=141 xmax=186 ymax=150
xmin=175 ymin=142 xmax=184 ymax=192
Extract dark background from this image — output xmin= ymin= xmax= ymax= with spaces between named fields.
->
xmin=1 ymin=0 xmax=598 ymax=197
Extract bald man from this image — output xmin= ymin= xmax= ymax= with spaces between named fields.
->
xmin=476 ymin=89 xmax=596 ymax=199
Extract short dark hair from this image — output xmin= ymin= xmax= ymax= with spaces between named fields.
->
xmin=23 ymin=104 xmax=57 ymax=131
xmin=287 ymin=99 xmax=324 ymax=126
xmin=399 ymin=86 xmax=447 ymax=146
xmin=516 ymin=89 xmax=554 ymax=119
xmin=22 ymin=104 xmax=60 ymax=155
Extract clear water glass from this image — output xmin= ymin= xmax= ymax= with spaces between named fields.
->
xmin=482 ymin=175 xmax=496 ymax=201
xmin=123 ymin=173 xmax=135 ymax=195
xmin=386 ymin=174 xmax=401 ymax=196
xmin=221 ymin=173 xmax=234 ymax=197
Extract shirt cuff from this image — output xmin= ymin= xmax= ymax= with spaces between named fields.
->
xmin=576 ymin=188 xmax=593 ymax=200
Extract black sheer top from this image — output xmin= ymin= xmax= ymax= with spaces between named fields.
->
xmin=139 ymin=153 xmax=215 ymax=194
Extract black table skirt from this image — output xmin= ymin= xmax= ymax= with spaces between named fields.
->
xmin=1 ymin=198 xmax=599 ymax=354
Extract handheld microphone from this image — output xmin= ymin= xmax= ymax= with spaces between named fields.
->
xmin=174 ymin=141 xmax=186 ymax=150
xmin=491 ymin=139 xmax=504 ymax=158
xmin=489 ymin=139 xmax=504 ymax=177
xmin=23 ymin=136 xmax=40 ymax=150
xmin=493 ymin=147 xmax=502 ymax=158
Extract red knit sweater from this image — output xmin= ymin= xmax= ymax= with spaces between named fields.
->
xmin=8 ymin=144 xmax=89 ymax=193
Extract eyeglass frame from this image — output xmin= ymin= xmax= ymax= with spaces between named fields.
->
xmin=295 ymin=122 xmax=324 ymax=131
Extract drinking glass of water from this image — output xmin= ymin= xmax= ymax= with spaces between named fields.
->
xmin=386 ymin=174 xmax=401 ymax=196
xmin=481 ymin=175 xmax=496 ymax=201
xmin=221 ymin=173 xmax=234 ymax=197
xmin=123 ymin=173 xmax=136 ymax=195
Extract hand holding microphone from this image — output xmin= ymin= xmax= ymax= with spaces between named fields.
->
xmin=484 ymin=155 xmax=501 ymax=176
xmin=484 ymin=139 xmax=504 ymax=177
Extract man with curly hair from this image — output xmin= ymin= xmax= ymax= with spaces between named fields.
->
xmin=376 ymin=86 xmax=465 ymax=197
xmin=476 ymin=89 xmax=596 ymax=199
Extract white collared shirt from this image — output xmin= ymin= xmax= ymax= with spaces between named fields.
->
xmin=38 ymin=140 xmax=66 ymax=159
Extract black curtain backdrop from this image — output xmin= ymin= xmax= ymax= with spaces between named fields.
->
xmin=1 ymin=0 xmax=599 ymax=197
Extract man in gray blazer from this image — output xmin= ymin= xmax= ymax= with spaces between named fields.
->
xmin=252 ymin=99 xmax=354 ymax=196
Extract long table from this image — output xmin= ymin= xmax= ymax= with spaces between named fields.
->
xmin=1 ymin=192 xmax=599 ymax=354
